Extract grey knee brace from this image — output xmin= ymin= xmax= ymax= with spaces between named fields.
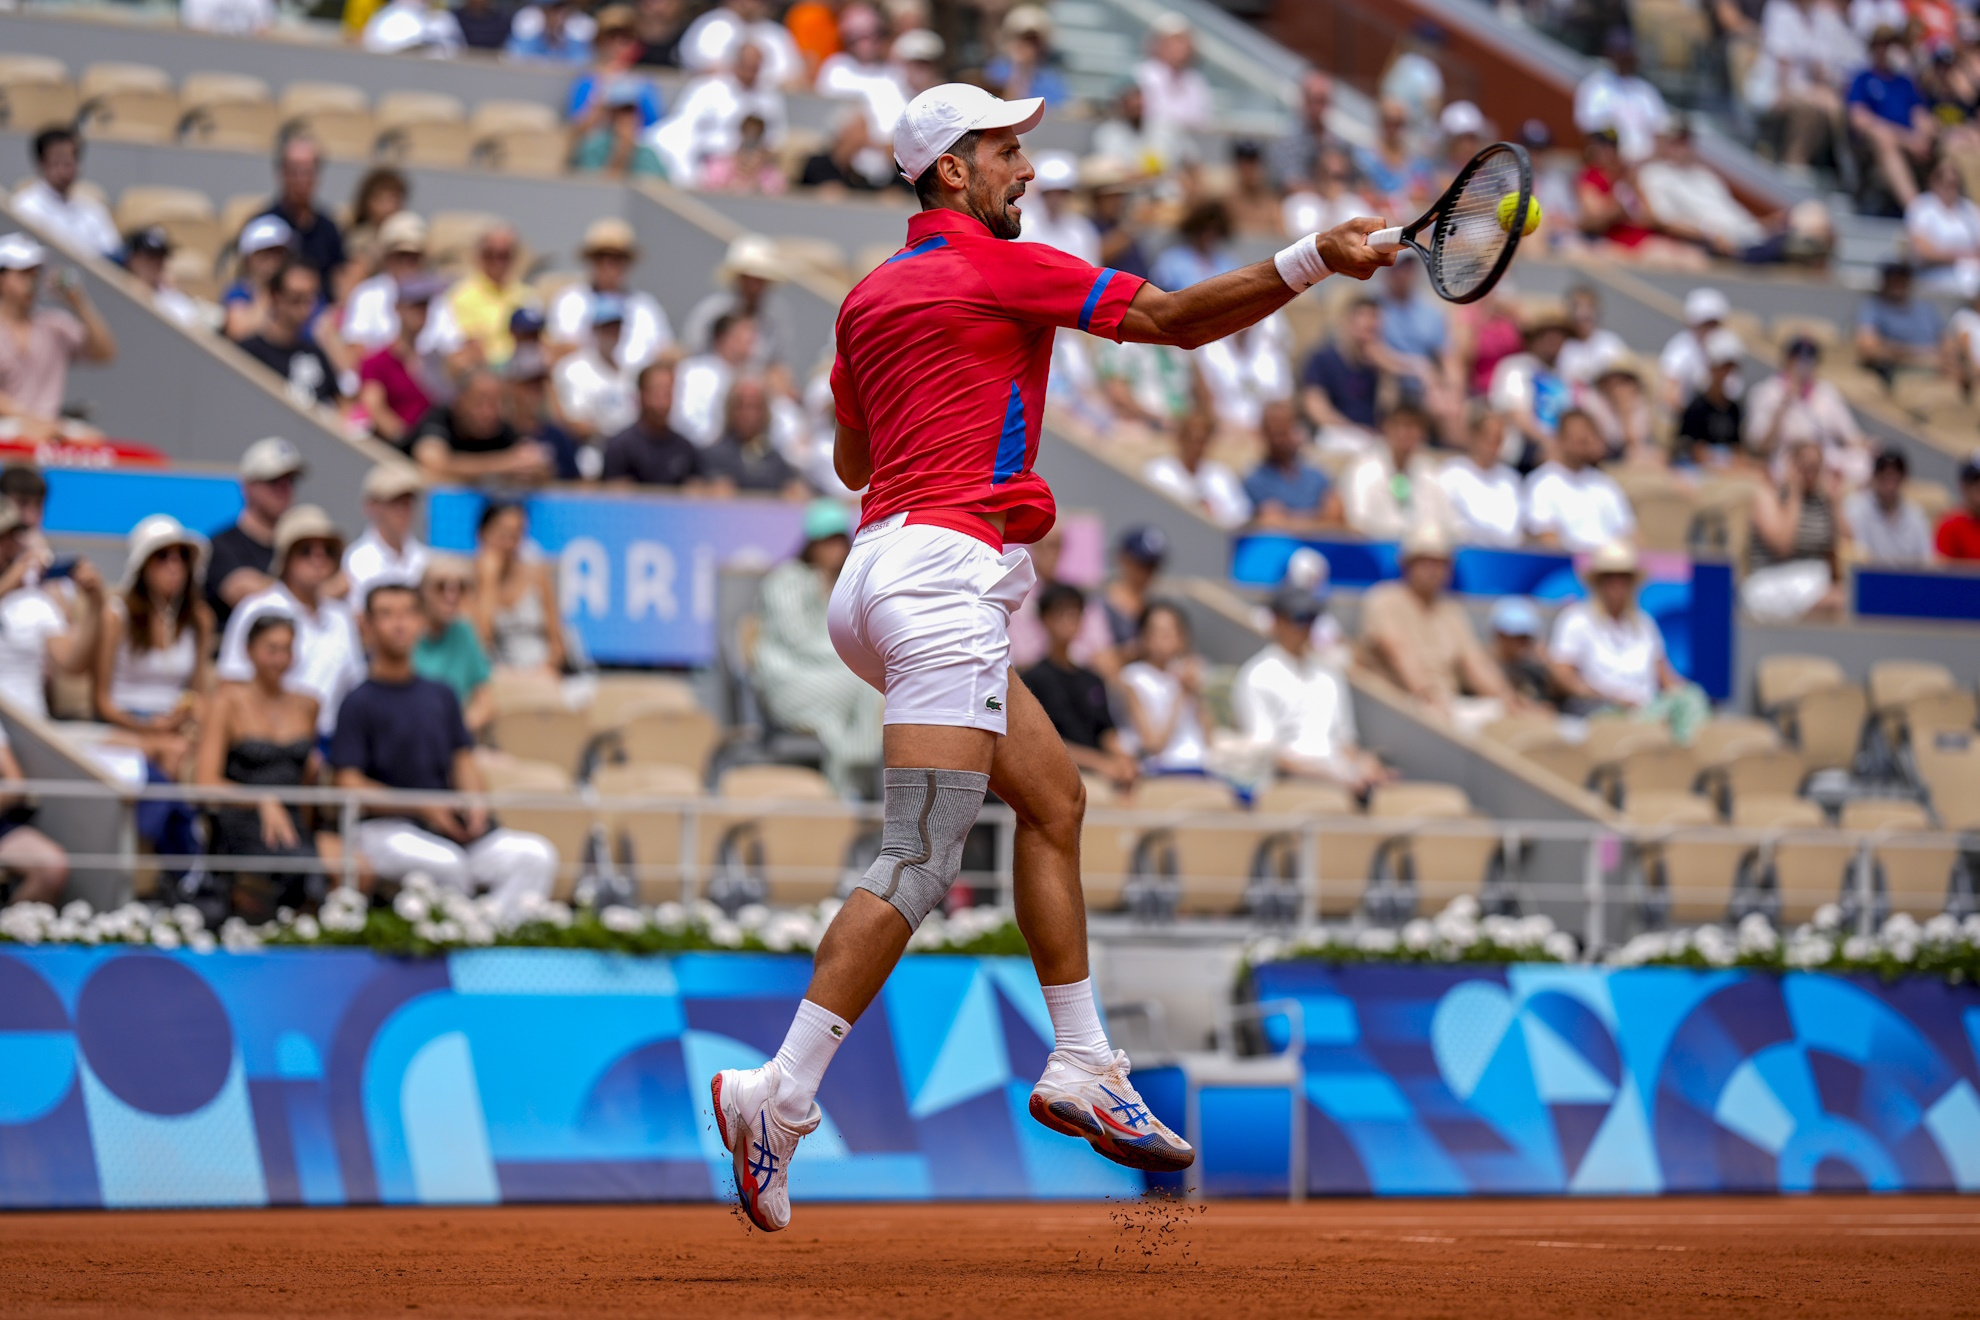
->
xmin=854 ymin=768 xmax=990 ymax=928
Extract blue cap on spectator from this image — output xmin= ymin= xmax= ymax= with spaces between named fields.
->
xmin=802 ymin=499 xmax=852 ymax=543
xmin=1269 ymin=586 xmax=1324 ymax=624
xmin=1118 ymin=525 xmax=1167 ymax=565
xmin=510 ymin=306 xmax=546 ymax=335
xmin=592 ymin=294 xmax=627 ymax=326
xmin=1490 ymin=596 xmax=1542 ymax=637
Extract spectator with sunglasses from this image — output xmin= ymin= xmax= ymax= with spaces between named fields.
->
xmin=413 ymin=554 xmax=495 ymax=733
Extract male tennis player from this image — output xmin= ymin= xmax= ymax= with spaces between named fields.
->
xmin=713 ymin=83 xmax=1394 ymax=1231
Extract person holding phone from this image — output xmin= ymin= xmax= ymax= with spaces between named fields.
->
xmin=0 ymin=494 xmax=104 ymax=724
xmin=0 ymin=234 xmax=116 ymax=440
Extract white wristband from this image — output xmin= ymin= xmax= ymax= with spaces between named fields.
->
xmin=1274 ymin=234 xmax=1331 ymax=293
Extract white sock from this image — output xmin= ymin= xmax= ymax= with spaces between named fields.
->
xmin=1041 ymin=978 xmax=1114 ymax=1070
xmin=770 ymin=999 xmax=850 ymax=1123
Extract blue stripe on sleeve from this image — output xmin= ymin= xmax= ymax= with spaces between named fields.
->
xmin=885 ymin=235 xmax=950 ymax=264
xmin=1076 ymin=268 xmax=1117 ymax=333
xmin=992 ymin=380 xmax=1026 ymax=485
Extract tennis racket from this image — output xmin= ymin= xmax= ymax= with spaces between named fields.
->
xmin=1368 ymin=143 xmax=1532 ymax=304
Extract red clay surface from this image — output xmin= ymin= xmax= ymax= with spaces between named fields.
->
xmin=4 ymin=1196 xmax=1976 ymax=1318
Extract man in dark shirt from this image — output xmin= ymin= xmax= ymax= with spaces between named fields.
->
xmin=332 ymin=582 xmax=556 ymax=914
xmin=239 ymin=261 xmax=342 ymax=408
xmin=1677 ymin=330 xmax=1746 ymax=467
xmin=1021 ymin=582 xmax=1137 ymax=791
xmin=602 ymin=355 xmax=700 ymax=485
xmin=455 ymin=0 xmax=515 ymax=48
xmin=409 ymin=368 xmax=554 ymax=485
xmin=207 ymin=436 xmax=303 ymax=631
xmin=1301 ymin=296 xmax=1384 ymax=431
xmin=255 ymin=136 xmax=346 ymax=284
xmin=698 ymin=375 xmax=805 ymax=496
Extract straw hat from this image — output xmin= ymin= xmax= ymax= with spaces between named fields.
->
xmin=718 ymin=233 xmax=785 ymax=284
xmin=1583 ymin=539 xmax=1641 ymax=579
xmin=119 ymin=514 xmax=209 ymax=593
xmin=270 ymin=504 xmax=345 ymax=577
xmin=580 ymin=216 xmax=638 ymax=259
xmin=1399 ymin=521 xmax=1455 ymax=562
xmin=362 ymin=463 xmax=426 ymax=502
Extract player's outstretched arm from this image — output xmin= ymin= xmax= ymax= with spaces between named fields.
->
xmin=1117 ymin=217 xmax=1396 ymax=351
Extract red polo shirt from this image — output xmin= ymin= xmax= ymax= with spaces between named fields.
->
xmin=830 ymin=207 xmax=1147 ymax=547
xmin=1938 ymin=510 xmax=1980 ymax=560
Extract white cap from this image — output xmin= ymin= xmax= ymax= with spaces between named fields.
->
xmin=238 ymin=214 xmax=295 ymax=257
xmin=1704 ymin=327 xmax=1744 ymax=366
xmin=1033 ymin=150 xmax=1079 ymax=191
xmin=1683 ymin=286 xmax=1729 ymax=326
xmin=893 ymin=82 xmax=1045 ymax=183
xmin=0 ymin=233 xmax=46 ymax=271
xmin=1152 ymin=12 xmax=1192 ymax=37
xmin=1439 ymin=100 xmax=1484 ymax=137
xmin=891 ymin=28 xmax=944 ymax=62
xmin=239 ymin=435 xmax=305 ymax=482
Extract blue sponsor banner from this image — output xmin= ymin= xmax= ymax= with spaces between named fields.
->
xmin=1855 ymin=567 xmax=1980 ymax=622
xmin=428 ymin=489 xmax=807 ymax=667
xmin=1231 ymin=535 xmax=1735 ymax=701
xmin=41 ymin=469 xmax=244 ymax=540
xmin=1 ymin=948 xmax=1974 ymax=1208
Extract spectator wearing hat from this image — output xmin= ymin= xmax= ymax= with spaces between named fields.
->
xmin=356 ymin=273 xmax=448 ymax=444
xmin=0 ymin=233 xmax=114 ymax=439
xmin=13 ymin=128 xmax=119 ymax=260
xmin=601 ymin=352 xmax=699 ymax=485
xmin=1145 ymin=408 xmax=1251 ymax=530
xmin=253 ymin=137 xmax=346 ymax=286
xmin=1233 ymin=587 xmax=1392 ymax=791
xmin=334 ymin=581 xmax=558 ymax=919
xmin=1439 ymin=402 xmax=1526 ymax=547
xmin=218 ymin=505 xmax=365 ymax=737
xmin=1677 ymin=329 xmax=1751 ymax=469
xmin=344 ymin=465 xmax=431 ymax=609
xmin=1341 ymin=403 xmax=1453 ymax=541
xmin=679 ymin=0 xmax=803 ymax=87
xmin=568 ymin=6 xmax=665 ymax=128
xmin=362 ymin=0 xmax=464 ymax=52
xmin=122 ymin=227 xmax=206 ymax=331
xmin=1022 ymin=582 xmax=1137 ymax=793
xmin=1906 ymin=158 xmax=1980 ymax=291
xmin=1118 ymin=600 xmax=1209 ymax=776
xmin=1855 ymin=261 xmax=1945 ymax=381
xmin=671 ymin=311 xmax=759 ymax=445
xmin=1656 ymin=287 xmax=1735 ymax=413
xmin=414 ymin=553 xmax=495 ymax=732
xmin=985 ymin=7 xmax=1069 ymax=106
xmin=649 ymin=38 xmax=787 ymax=185
xmin=699 ymin=376 xmax=806 ymax=497
xmin=208 ymin=437 xmax=304 ymax=631
xmin=502 ymin=346 xmax=586 ymax=480
xmin=339 ymin=212 xmax=435 ymax=354
xmin=684 ymin=234 xmax=792 ymax=368
xmin=1243 ymin=400 xmax=1336 ymax=532
xmin=1584 ymin=347 xmax=1657 ymax=465
xmin=1016 ymin=152 xmax=1099 ymax=265
xmin=1136 ymin=14 xmax=1213 ymax=138
xmin=1747 ymin=429 xmax=1850 ymax=622
xmin=411 ymin=368 xmax=555 ymax=485
xmin=1488 ymin=597 xmax=1563 ymax=710
xmin=1744 ymin=336 xmax=1867 ymax=481
xmin=1096 ymin=526 xmax=1166 ymax=678
xmin=0 ymin=494 xmax=104 ymax=729
xmin=1848 ymin=27 xmax=1936 ymax=207
xmin=575 ymin=79 xmax=671 ymax=180
xmin=239 ymin=260 xmax=345 ymax=412
xmin=442 ymin=224 xmax=531 ymax=368
xmin=1548 ymin=540 xmax=1709 ymax=742
xmin=1938 ymin=454 xmax=1980 ymax=560
xmin=1437 ymin=100 xmax=1487 ymax=175
xmin=1573 ymin=29 xmax=1670 ymax=164
xmin=223 ymin=215 xmax=296 ymax=343
xmin=506 ymin=0 xmax=597 ymax=63
xmin=1845 ymin=445 xmax=1934 ymax=565
xmin=553 ymin=296 xmax=640 ymax=440
xmin=753 ymin=500 xmax=880 ymax=795
xmin=1524 ymin=408 xmax=1635 ymax=551
xmin=1269 ymin=71 xmax=1348 ymax=194
xmin=550 ymin=219 xmax=676 ymax=370
xmin=1360 ymin=524 xmax=1518 ymax=729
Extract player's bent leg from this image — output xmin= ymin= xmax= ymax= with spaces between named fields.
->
xmin=992 ymin=677 xmax=1194 ymax=1172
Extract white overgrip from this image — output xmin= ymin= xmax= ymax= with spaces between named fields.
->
xmin=1369 ymin=226 xmax=1404 ymax=253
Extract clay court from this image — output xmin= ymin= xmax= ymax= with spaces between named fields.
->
xmin=4 ymin=1196 xmax=1975 ymax=1318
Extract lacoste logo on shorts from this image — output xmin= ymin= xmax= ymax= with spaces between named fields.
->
xmin=985 ymin=696 xmax=1002 ymax=711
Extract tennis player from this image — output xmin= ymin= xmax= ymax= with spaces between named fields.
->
xmin=713 ymin=83 xmax=1394 ymax=1232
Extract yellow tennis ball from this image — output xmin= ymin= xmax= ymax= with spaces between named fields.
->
xmin=1498 ymin=193 xmax=1541 ymax=235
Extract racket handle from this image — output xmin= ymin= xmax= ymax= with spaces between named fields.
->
xmin=1369 ymin=226 xmax=1403 ymax=253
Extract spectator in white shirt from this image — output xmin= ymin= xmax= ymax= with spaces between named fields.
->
xmin=1117 ymin=600 xmax=1210 ymax=775
xmin=11 ymin=128 xmax=120 ymax=259
xmin=0 ymin=493 xmax=104 ymax=727
xmin=648 ymin=39 xmax=788 ymax=185
xmin=1017 ymin=152 xmax=1100 ymax=265
xmin=1546 ymin=540 xmax=1710 ymax=742
xmin=1743 ymin=336 xmax=1870 ymax=484
xmin=1657 ymin=287 xmax=1737 ymax=411
xmin=217 ymin=506 xmax=366 ymax=737
xmin=338 ymin=212 xmax=437 ymax=354
xmin=343 ymin=465 xmax=431 ymax=608
xmin=552 ymin=295 xmax=639 ymax=440
xmin=1143 ymin=409 xmax=1251 ymax=529
xmin=1947 ymin=268 xmax=1980 ymax=394
xmin=1639 ymin=119 xmax=1825 ymax=262
xmin=1524 ymin=408 xmax=1636 ymax=551
xmin=1747 ymin=0 xmax=1856 ymax=170
xmin=672 ymin=311 xmax=756 ymax=445
xmin=1340 ymin=403 xmax=1454 ymax=541
xmin=1135 ymin=14 xmax=1214 ymax=137
xmin=683 ymin=234 xmax=794 ymax=368
xmin=1905 ymin=157 xmax=1980 ymax=291
xmin=1439 ymin=403 xmax=1526 ymax=547
xmin=181 ymin=0 xmax=274 ymax=34
xmin=1843 ymin=445 xmax=1934 ymax=565
xmin=1555 ymin=283 xmax=1629 ymax=385
xmin=1573 ymin=29 xmax=1670 ymax=164
xmin=1281 ymin=146 xmax=1373 ymax=240
xmin=547 ymin=217 xmax=674 ymax=371
xmin=1234 ymin=587 xmax=1392 ymax=791
xmin=362 ymin=0 xmax=465 ymax=54
xmin=678 ymin=0 xmax=804 ymax=87
xmin=816 ymin=4 xmax=908 ymax=137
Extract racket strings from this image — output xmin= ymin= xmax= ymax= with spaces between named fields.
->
xmin=1429 ymin=148 xmax=1524 ymax=301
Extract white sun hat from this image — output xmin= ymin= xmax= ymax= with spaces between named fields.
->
xmin=893 ymin=82 xmax=1045 ymax=183
xmin=119 ymin=514 xmax=210 ymax=593
xmin=0 ymin=233 xmax=46 ymax=270
xmin=1032 ymin=150 xmax=1079 ymax=192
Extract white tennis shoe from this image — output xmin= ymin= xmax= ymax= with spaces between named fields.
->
xmin=1028 ymin=1049 xmax=1195 ymax=1173
xmin=711 ymin=1061 xmax=819 ymax=1232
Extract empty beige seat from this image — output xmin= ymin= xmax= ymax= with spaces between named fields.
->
xmin=1080 ymin=776 xmax=1134 ymax=911
xmin=115 ymin=186 xmax=220 ymax=259
xmin=278 ymin=80 xmax=368 ymax=117
xmin=1869 ymin=660 xmax=1954 ymax=714
xmin=1114 ymin=780 xmax=1256 ymax=916
xmin=1900 ymin=689 xmax=1977 ymax=741
xmin=181 ymin=100 xmax=277 ymax=152
xmin=428 ymin=210 xmax=507 ymax=267
xmin=1906 ymin=479 xmax=1954 ymax=522
xmin=375 ymin=90 xmax=466 ymax=129
xmin=475 ymin=752 xmax=591 ymax=895
xmin=1719 ymin=749 xmax=1807 ymax=807
xmin=80 ymin=87 xmax=181 ymax=144
xmin=1606 ymin=744 xmax=1699 ymax=807
xmin=0 ymin=56 xmax=69 ymax=85
xmin=475 ymin=126 xmax=569 ymax=176
xmin=1254 ymin=781 xmax=1356 ymax=817
xmin=1631 ymin=488 xmax=1697 ymax=553
xmin=385 ymin=119 xmax=472 ymax=168
xmin=1628 ymin=792 xmax=1745 ymax=924
xmin=1692 ymin=716 xmax=1781 ymax=767
xmin=469 ymin=98 xmax=559 ymax=135
xmin=80 ymin=62 xmax=172 ymax=99
xmin=706 ymin=765 xmax=857 ymax=906
xmin=1523 ymin=741 xmax=1594 ymax=790
xmin=1769 ymin=314 xmax=1841 ymax=350
xmin=180 ymin=71 xmax=271 ymax=111
xmin=1480 ymin=713 xmax=1563 ymax=752
xmin=1914 ymin=730 xmax=1980 ymax=830
xmin=611 ymin=706 xmax=720 ymax=779
xmin=1368 ymin=782 xmax=1498 ymax=915
xmin=1585 ymin=716 xmax=1672 ymax=769
xmin=1756 ymin=654 xmax=1846 ymax=712
xmin=283 ymin=108 xmax=376 ymax=162
xmin=1841 ymin=799 xmax=1955 ymax=917
xmin=486 ymin=670 xmax=567 ymax=715
xmin=487 ymin=706 xmax=591 ymax=777
xmin=594 ymin=763 xmax=699 ymax=902
xmin=1737 ymin=796 xmax=1852 ymax=924
xmin=0 ymin=78 xmax=80 ymax=133
xmin=587 ymin=673 xmax=699 ymax=731
xmin=1778 ymin=683 xmax=1868 ymax=773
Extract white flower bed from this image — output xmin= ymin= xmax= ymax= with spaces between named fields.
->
xmin=1246 ymin=896 xmax=1580 ymax=968
xmin=1608 ymin=907 xmax=1980 ymax=982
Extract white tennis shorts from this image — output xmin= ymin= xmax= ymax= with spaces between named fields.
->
xmin=827 ymin=513 xmax=1037 ymax=735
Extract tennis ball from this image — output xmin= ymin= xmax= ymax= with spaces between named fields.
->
xmin=1498 ymin=194 xmax=1541 ymax=235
